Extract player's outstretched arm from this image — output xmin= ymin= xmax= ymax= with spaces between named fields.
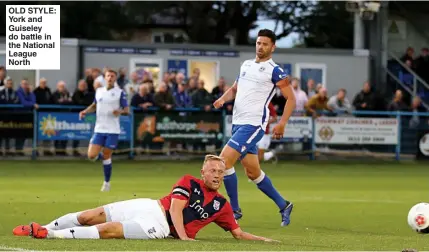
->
xmin=213 ymin=82 xmax=237 ymax=109
xmin=272 ymin=78 xmax=296 ymax=139
xmin=170 ymin=198 xmax=195 ymax=241
xmin=230 ymin=228 xmax=279 ymax=242
xmin=79 ymin=102 xmax=97 ymax=119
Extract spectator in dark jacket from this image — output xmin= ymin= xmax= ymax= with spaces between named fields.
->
xmin=72 ymin=80 xmax=94 ymax=106
xmin=173 ymin=83 xmax=192 ymax=108
xmin=416 ymin=48 xmax=429 ymax=84
xmin=192 ymin=79 xmax=212 ymax=111
xmin=387 ymin=90 xmax=409 ymax=112
xmin=352 ymin=81 xmax=377 ymax=114
xmin=0 ymin=66 xmax=6 ymax=90
xmin=33 ymin=78 xmax=53 ymax=105
xmin=16 ymin=78 xmax=38 ymax=155
xmin=154 ymin=82 xmax=174 ymax=110
xmin=131 ymin=84 xmax=154 ymax=110
xmin=0 ymin=77 xmax=18 ymax=156
xmin=211 ymin=77 xmax=226 ymax=102
xmin=52 ymin=81 xmax=72 ymax=155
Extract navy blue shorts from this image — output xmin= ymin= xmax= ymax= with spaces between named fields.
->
xmin=227 ymin=124 xmax=265 ymax=159
xmin=90 ymin=133 xmax=120 ymax=150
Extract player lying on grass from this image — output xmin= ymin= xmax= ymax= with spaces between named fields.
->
xmin=13 ymin=155 xmax=278 ymax=242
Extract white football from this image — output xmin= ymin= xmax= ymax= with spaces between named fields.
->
xmin=408 ymin=202 xmax=429 ymax=233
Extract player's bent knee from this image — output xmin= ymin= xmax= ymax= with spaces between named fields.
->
xmin=102 ymin=149 xmax=113 ymax=160
xmin=96 ymin=222 xmax=124 ymax=239
xmin=78 ymin=207 xmax=106 ymax=226
xmin=220 ymin=146 xmax=240 ymax=168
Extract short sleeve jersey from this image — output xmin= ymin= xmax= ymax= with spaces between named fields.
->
xmin=159 ymin=175 xmax=239 ymax=239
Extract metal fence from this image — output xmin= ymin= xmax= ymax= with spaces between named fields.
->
xmin=1 ymin=104 xmax=429 ymax=161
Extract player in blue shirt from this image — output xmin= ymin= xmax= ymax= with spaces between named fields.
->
xmin=213 ymin=29 xmax=296 ymax=226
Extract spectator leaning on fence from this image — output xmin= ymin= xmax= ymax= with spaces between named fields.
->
xmin=131 ymin=84 xmax=154 ymax=110
xmin=187 ymin=77 xmax=198 ymax=95
xmin=291 ymin=77 xmax=308 ymax=114
xmin=192 ymin=79 xmax=212 ymax=112
xmin=352 ymin=81 xmax=377 ymax=112
xmin=154 ymin=82 xmax=174 ymax=110
xmin=34 ymin=78 xmax=53 ymax=105
xmin=387 ymin=89 xmax=409 ymax=112
xmin=304 ymin=87 xmax=331 ymax=117
xmin=16 ymin=79 xmax=37 ymax=156
xmin=173 ymin=82 xmax=193 ymax=108
xmin=327 ymin=88 xmax=352 ymax=115
xmin=117 ymin=67 xmax=128 ymax=89
xmin=52 ymin=81 xmax=72 ymax=156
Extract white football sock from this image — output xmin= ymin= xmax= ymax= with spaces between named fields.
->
xmin=43 ymin=212 xmax=82 ymax=230
xmin=48 ymin=226 xmax=100 ymax=239
xmin=264 ymin=151 xmax=274 ymax=161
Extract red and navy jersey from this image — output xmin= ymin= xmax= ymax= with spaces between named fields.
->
xmin=265 ymin=103 xmax=277 ymax=134
xmin=159 ymin=175 xmax=239 ymax=239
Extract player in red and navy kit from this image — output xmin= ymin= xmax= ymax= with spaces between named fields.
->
xmin=257 ymin=102 xmax=278 ymax=163
xmin=14 ymin=155 xmax=277 ymax=242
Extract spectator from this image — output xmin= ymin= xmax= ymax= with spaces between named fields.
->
xmin=352 ymin=81 xmax=377 ymax=112
xmin=16 ymin=78 xmax=37 ymax=156
xmin=415 ymin=48 xmax=429 ymax=84
xmin=84 ymin=68 xmax=94 ymax=93
xmin=72 ymin=80 xmax=94 ymax=106
xmin=0 ymin=66 xmax=6 ymax=90
xmin=192 ymin=79 xmax=212 ymax=111
xmin=131 ymin=84 xmax=154 ymax=110
xmin=52 ymin=81 xmax=72 ymax=156
xmin=0 ymin=77 xmax=18 ymax=104
xmin=0 ymin=77 xmax=18 ymax=156
xmin=211 ymin=77 xmax=226 ymax=102
xmin=52 ymin=81 xmax=72 ymax=105
xmin=171 ymin=72 xmax=185 ymax=93
xmin=191 ymin=68 xmax=200 ymax=81
xmin=271 ymin=87 xmax=286 ymax=113
xmin=173 ymin=83 xmax=192 ymax=108
xmin=187 ymin=77 xmax=198 ymax=95
xmin=117 ymin=67 xmax=128 ymax=89
xmin=124 ymin=71 xmax=140 ymax=104
xmin=91 ymin=68 xmax=102 ymax=90
xmin=162 ymin=72 xmax=173 ymax=91
xmin=401 ymin=47 xmax=415 ymax=68
xmin=304 ymin=87 xmax=331 ymax=117
xmin=34 ymin=78 xmax=54 ymax=156
xmin=17 ymin=78 xmax=38 ymax=109
xmin=387 ymin=89 xmax=408 ymax=111
xmin=145 ymin=80 xmax=155 ymax=94
xmin=33 ymin=78 xmax=53 ymax=105
xmin=154 ymin=82 xmax=174 ymax=110
xmin=328 ymin=88 xmax=352 ymax=114
xmin=291 ymin=77 xmax=308 ymax=114
xmin=306 ymin=79 xmax=317 ymax=98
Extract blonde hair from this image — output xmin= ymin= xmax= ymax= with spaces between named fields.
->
xmin=203 ymin=154 xmax=225 ymax=167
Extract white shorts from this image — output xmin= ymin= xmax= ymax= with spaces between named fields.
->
xmin=257 ymin=134 xmax=271 ymax=150
xmin=103 ymin=198 xmax=170 ymax=239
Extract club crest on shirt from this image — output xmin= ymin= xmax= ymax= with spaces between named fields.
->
xmin=241 ymin=72 xmax=246 ymax=77
xmin=213 ymin=200 xmax=220 ymax=211
xmin=259 ymin=66 xmax=265 ymax=72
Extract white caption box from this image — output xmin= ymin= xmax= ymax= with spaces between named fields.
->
xmin=6 ymin=5 xmax=60 ymax=70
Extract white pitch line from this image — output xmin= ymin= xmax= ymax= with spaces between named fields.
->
xmin=0 ymin=245 xmax=38 ymax=252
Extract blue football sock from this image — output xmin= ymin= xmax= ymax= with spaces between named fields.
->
xmin=224 ymin=167 xmax=240 ymax=211
xmin=254 ymin=171 xmax=287 ymax=210
xmin=102 ymin=158 xmax=112 ymax=182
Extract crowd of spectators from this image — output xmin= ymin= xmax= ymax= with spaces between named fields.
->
xmin=0 ymin=62 xmax=427 ymax=156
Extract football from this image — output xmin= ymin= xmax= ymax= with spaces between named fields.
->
xmin=408 ymin=203 xmax=429 ymax=233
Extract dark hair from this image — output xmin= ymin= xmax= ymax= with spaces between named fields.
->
xmin=338 ymin=88 xmax=347 ymax=94
xmin=257 ymin=29 xmax=276 ymax=44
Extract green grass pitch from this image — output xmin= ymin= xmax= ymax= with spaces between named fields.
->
xmin=1 ymin=160 xmax=429 ymax=251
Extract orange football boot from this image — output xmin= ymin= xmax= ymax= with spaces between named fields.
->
xmin=12 ymin=225 xmax=31 ymax=236
xmin=29 ymin=222 xmax=48 ymax=239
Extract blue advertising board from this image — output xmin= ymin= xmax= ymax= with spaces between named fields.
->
xmin=38 ymin=112 xmax=131 ymax=141
xmin=167 ymin=59 xmax=188 ymax=76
